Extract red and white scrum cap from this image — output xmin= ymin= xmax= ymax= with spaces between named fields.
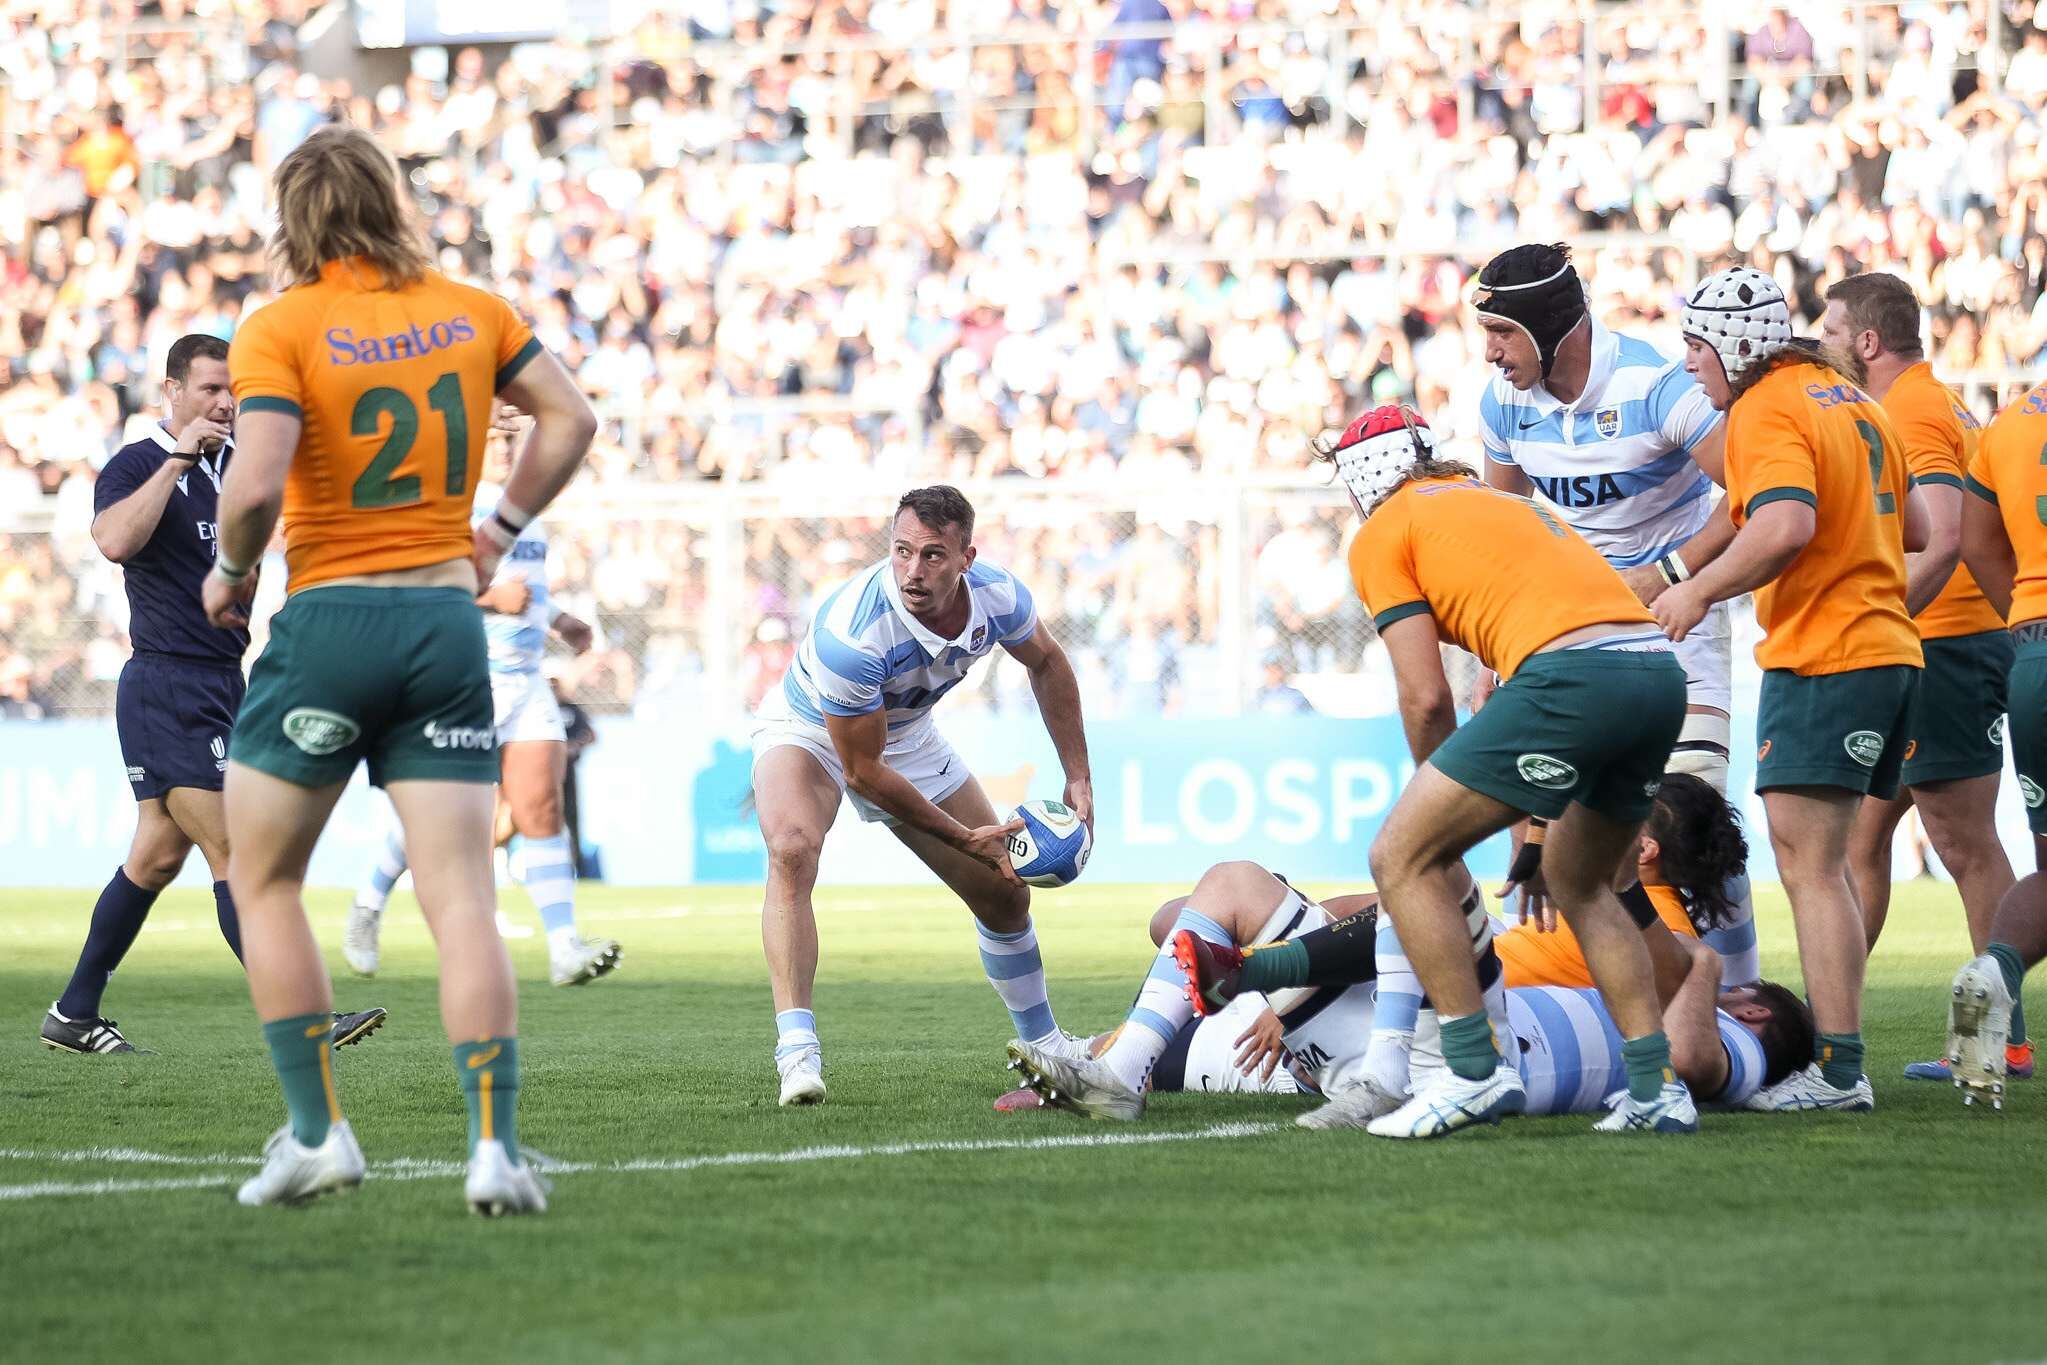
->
xmin=1318 ymin=404 xmax=1437 ymax=513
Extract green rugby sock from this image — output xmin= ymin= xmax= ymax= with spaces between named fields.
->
xmin=1988 ymin=943 xmax=2027 ymax=1046
xmin=454 ymin=1037 xmax=521 ymax=1164
xmin=262 ymin=1013 xmax=339 ymax=1147
xmin=1817 ymin=1031 xmax=1864 ymax=1090
xmin=1239 ymin=940 xmax=1310 ymax=992
xmin=1620 ymin=1031 xmax=1674 ymax=1103
xmin=1441 ymin=1010 xmax=1500 ymax=1081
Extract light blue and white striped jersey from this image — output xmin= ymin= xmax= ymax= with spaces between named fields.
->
xmin=778 ymin=558 xmax=1037 ymax=732
xmin=474 ymin=481 xmax=549 ymax=675
xmin=1508 ymin=986 xmax=1767 ymax=1115
xmin=1479 ymin=319 xmax=1724 ymax=568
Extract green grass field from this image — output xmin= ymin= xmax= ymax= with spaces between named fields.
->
xmin=2 ymin=878 xmax=2042 ymax=1364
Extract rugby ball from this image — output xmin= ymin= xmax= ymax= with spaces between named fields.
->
xmin=1006 ymin=799 xmax=1092 ymax=889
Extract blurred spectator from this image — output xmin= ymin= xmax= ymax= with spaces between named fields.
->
xmin=5 ymin=0 xmax=2046 ymax=721
xmin=1251 ymin=655 xmax=1314 ymax=714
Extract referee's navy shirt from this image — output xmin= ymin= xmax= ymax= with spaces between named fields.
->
xmin=93 ymin=425 xmax=249 ymax=664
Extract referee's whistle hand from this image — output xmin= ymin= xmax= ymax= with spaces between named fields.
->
xmin=174 ymin=418 xmax=232 ymax=460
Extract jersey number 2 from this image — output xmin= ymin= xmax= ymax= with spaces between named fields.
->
xmin=351 ymin=373 xmax=469 ymax=509
xmin=1855 ymin=420 xmax=1896 ymax=517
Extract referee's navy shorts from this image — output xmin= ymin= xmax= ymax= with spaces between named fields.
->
xmin=115 ymin=654 xmax=245 ymax=801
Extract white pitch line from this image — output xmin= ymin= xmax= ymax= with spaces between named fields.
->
xmin=0 ymin=1121 xmax=1285 ymax=1202
xmin=0 ymin=1146 xmax=259 ymax=1168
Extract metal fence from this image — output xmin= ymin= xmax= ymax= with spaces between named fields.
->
xmin=0 ymin=478 xmax=1502 ymax=722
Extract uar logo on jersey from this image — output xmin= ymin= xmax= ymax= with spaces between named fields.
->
xmin=1592 ymin=407 xmax=1622 ymax=440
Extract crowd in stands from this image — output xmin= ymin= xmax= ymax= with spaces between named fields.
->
xmin=4 ymin=0 xmax=2046 ymax=716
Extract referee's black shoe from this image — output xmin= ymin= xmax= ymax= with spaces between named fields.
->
xmin=332 ymin=1007 xmax=388 ymax=1048
xmin=41 ymin=1005 xmax=136 ymax=1054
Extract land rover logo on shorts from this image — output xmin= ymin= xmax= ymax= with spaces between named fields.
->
xmin=1593 ymin=407 xmax=1622 ymax=440
xmin=1516 ymin=753 xmax=1578 ymax=789
xmin=1844 ymin=731 xmax=1885 ymax=767
xmin=283 ymin=708 xmax=359 ymax=756
xmin=2023 ymin=776 xmax=2045 ymax=809
xmin=1991 ymin=716 xmax=2008 ymax=747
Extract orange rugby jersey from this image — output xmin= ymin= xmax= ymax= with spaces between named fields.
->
xmin=1497 ymin=883 xmax=1696 ymax=990
xmin=1885 ymin=362 xmax=2001 ymax=639
xmin=229 ymin=259 xmax=541 ymax=593
xmin=1964 ymin=380 xmax=2047 ymax=626
xmin=1724 ymin=360 xmax=1920 ymax=675
xmin=1348 ymin=475 xmax=1654 ymax=679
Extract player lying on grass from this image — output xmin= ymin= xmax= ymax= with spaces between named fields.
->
xmin=1004 ymin=846 xmax=1811 ymax=1126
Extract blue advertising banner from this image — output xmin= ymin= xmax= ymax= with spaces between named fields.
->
xmin=2 ymin=711 xmax=2033 ymax=890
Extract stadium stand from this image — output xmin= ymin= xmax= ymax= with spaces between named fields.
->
xmin=3 ymin=1 xmax=2045 ymax=718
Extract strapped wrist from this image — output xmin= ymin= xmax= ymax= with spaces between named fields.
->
xmin=1656 ymin=552 xmax=1691 ymax=586
xmin=213 ymin=554 xmax=252 ymax=585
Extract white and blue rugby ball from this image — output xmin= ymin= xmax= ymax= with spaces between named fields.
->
xmin=1006 ymin=799 xmax=1092 ymax=889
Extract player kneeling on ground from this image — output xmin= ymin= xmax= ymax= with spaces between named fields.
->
xmin=1300 ymin=406 xmax=1689 ymax=1138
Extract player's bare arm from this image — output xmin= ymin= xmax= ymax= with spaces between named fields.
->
xmin=1900 ymin=477 xmax=1931 ymax=554
xmin=1661 ymin=932 xmax=1732 ymax=1100
xmin=480 ymin=349 xmax=596 ymax=584
xmin=202 ymin=407 xmax=299 ymax=629
xmin=1378 ymin=612 xmax=1455 ymax=763
xmin=1483 ymin=456 xmax=1533 ymax=499
xmin=1654 ymin=501 xmax=1817 ymax=643
xmin=92 ymin=420 xmax=221 ymax=562
xmin=1902 ymin=481 xmax=1962 ymax=616
xmin=1003 ymin=624 xmax=1093 ymax=829
xmin=1960 ymin=489 xmax=2016 ymax=617
xmin=822 ymin=708 xmax=1022 ymax=882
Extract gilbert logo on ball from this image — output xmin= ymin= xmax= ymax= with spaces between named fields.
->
xmin=1006 ymin=799 xmax=1093 ymax=889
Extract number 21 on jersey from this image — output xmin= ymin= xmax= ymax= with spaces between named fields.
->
xmin=351 ymin=371 xmax=470 ymax=509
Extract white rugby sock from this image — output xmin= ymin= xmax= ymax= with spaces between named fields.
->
xmin=1100 ymin=906 xmax=1229 ymax=1092
xmin=515 ymin=833 xmax=580 ymax=956
xmin=358 ymin=823 xmax=408 ymax=917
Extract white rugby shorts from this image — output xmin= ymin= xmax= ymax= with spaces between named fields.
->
xmin=751 ymin=708 xmax=970 ymax=825
xmin=1673 ymin=600 xmax=1733 ymax=715
xmin=491 ymin=667 xmax=567 ymax=745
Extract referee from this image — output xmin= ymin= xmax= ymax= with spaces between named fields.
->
xmin=39 ymin=334 xmax=385 ymax=1054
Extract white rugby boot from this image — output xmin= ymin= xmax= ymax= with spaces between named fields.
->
xmin=1743 ymin=1062 xmax=1875 ymax=1113
xmin=1005 ymin=1039 xmax=1145 ymax=1121
xmin=237 ymin=1121 xmax=365 ymax=1207
xmin=1946 ymin=955 xmax=2015 ymax=1110
xmin=465 ymin=1139 xmax=549 ymax=1217
xmin=778 ymin=1044 xmax=827 ymax=1106
xmin=1593 ymin=1080 xmax=1700 ymax=1134
xmin=1366 ymin=1061 xmax=1526 ymax=1139
xmin=550 ymin=937 xmax=622 ymax=987
xmin=1296 ymin=1077 xmax=1407 ymax=1130
xmin=343 ymin=901 xmax=381 ymax=977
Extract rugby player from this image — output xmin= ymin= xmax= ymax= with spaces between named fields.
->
xmin=204 ymin=125 xmax=594 ymax=1212
xmin=344 ymin=418 xmax=622 ymax=988
xmin=1820 ymin=273 xmax=2029 ymax=1081
xmin=752 ymin=485 xmax=1093 ymax=1106
xmin=39 ymin=333 xmax=383 ymax=1056
xmin=1006 ymin=843 xmax=1809 ymax=1124
xmin=1945 ymin=376 xmax=2047 ymax=1106
xmin=1474 ymin=243 xmax=1761 ymax=985
xmin=1220 ymin=405 xmax=1689 ymax=1137
xmin=1655 ymin=267 xmax=1927 ymax=1112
